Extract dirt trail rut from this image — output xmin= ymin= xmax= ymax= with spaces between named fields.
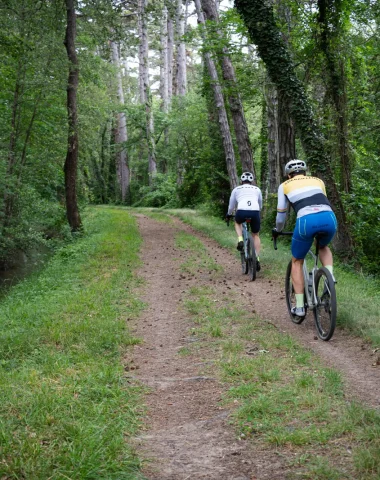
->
xmin=130 ymin=214 xmax=380 ymax=479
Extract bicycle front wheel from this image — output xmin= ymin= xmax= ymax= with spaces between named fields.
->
xmin=313 ymin=267 xmax=336 ymax=341
xmin=285 ymin=260 xmax=307 ymax=324
xmin=247 ymin=238 xmax=256 ymax=281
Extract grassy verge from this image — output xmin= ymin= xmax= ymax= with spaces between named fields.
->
xmin=172 ymin=225 xmax=380 ymax=479
xmin=135 ymin=207 xmax=379 ymax=347
xmin=0 ymin=207 xmax=145 ymax=479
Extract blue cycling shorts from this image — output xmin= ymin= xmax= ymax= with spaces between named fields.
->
xmin=235 ymin=210 xmax=260 ymax=233
xmin=291 ymin=211 xmax=337 ymax=259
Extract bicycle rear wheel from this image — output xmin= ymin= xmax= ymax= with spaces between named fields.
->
xmin=313 ymin=267 xmax=336 ymax=341
xmin=241 ymin=252 xmax=248 ymax=274
xmin=285 ymin=260 xmax=307 ymax=324
xmin=247 ymin=238 xmax=256 ymax=281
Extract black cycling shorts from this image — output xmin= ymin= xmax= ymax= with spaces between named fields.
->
xmin=235 ymin=210 xmax=260 ymax=233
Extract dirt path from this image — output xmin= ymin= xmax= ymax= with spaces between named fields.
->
xmin=130 ymin=214 xmax=380 ymax=479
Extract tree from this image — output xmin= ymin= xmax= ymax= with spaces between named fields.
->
xmin=138 ymin=0 xmax=157 ymax=182
xmin=234 ymin=0 xmax=353 ymax=255
xmin=64 ymin=0 xmax=82 ymax=231
xmin=110 ymin=41 xmax=130 ymax=202
xmin=200 ymin=0 xmax=255 ymax=176
xmin=194 ymin=0 xmax=238 ymax=189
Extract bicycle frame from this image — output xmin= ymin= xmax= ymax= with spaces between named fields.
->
xmin=302 ymin=248 xmax=319 ymax=309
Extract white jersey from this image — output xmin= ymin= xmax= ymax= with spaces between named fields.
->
xmin=227 ymin=184 xmax=262 ymax=215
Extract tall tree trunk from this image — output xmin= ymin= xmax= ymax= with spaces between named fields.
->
xmin=100 ymin=118 xmax=111 ymax=203
xmin=266 ymin=82 xmax=280 ymax=194
xmin=317 ymin=0 xmax=352 ymax=193
xmin=234 ymin=0 xmax=353 ymax=256
xmin=138 ymin=0 xmax=157 ymax=181
xmin=200 ymin=0 xmax=255 ymax=177
xmin=195 ymin=0 xmax=238 ymax=189
xmin=175 ymin=0 xmax=187 ymax=96
xmin=167 ymin=11 xmax=174 ymax=102
xmin=160 ymin=6 xmax=169 ymax=113
xmin=110 ymin=41 xmax=130 ymax=203
xmin=64 ymin=0 xmax=81 ymax=232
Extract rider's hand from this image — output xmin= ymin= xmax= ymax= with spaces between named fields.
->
xmin=225 ymin=214 xmax=232 ymax=222
xmin=272 ymin=227 xmax=279 ymax=239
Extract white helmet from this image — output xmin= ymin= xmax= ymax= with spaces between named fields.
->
xmin=285 ymin=159 xmax=307 ymax=175
xmin=241 ymin=172 xmax=254 ymax=183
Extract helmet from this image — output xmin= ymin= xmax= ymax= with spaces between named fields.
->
xmin=241 ymin=172 xmax=254 ymax=183
xmin=284 ymin=159 xmax=307 ymax=175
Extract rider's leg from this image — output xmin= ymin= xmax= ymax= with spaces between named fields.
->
xmin=234 ymin=221 xmax=243 ymax=239
xmin=319 ymin=245 xmax=333 ymax=274
xmin=234 ymin=221 xmax=244 ymax=250
xmin=252 ymin=233 xmax=261 ymax=255
xmin=291 ymin=257 xmax=305 ymax=309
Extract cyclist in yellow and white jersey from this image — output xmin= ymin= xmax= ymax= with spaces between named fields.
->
xmin=226 ymin=172 xmax=263 ymax=271
xmin=273 ymin=159 xmax=337 ymax=317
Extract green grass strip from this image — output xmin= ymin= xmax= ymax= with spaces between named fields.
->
xmin=0 ymin=207 xmax=145 ymax=479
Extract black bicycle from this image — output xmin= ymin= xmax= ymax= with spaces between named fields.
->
xmin=227 ymin=216 xmax=257 ymax=281
xmin=273 ymin=231 xmax=337 ymax=341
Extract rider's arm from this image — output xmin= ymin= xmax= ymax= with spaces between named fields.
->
xmin=227 ymin=188 xmax=237 ymax=216
xmin=275 ymin=184 xmax=288 ymax=232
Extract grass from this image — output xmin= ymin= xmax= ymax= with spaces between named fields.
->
xmin=0 ymin=207 xmax=145 ymax=479
xmin=179 ymin=279 xmax=380 ymax=479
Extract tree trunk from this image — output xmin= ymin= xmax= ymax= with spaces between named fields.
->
xmin=317 ymin=0 xmax=352 ymax=193
xmin=64 ymin=0 xmax=81 ymax=232
xmin=175 ymin=0 xmax=187 ymax=96
xmin=195 ymin=0 xmax=238 ymax=189
xmin=266 ymin=82 xmax=280 ymax=194
xmin=234 ymin=0 xmax=353 ymax=256
xmin=167 ymin=11 xmax=174 ymax=101
xmin=138 ymin=0 xmax=157 ymax=181
xmin=110 ymin=41 xmax=130 ymax=203
xmin=200 ymin=0 xmax=255 ymax=177
xmin=160 ymin=6 xmax=169 ymax=113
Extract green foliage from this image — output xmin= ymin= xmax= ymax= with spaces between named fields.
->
xmin=132 ymin=173 xmax=180 ymax=208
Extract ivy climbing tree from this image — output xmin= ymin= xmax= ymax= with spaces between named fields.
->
xmin=234 ymin=0 xmax=353 ymax=256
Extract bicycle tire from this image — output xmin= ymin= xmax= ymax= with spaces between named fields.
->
xmin=285 ymin=260 xmax=307 ymax=324
xmin=247 ymin=237 xmax=256 ymax=281
xmin=241 ymin=252 xmax=248 ymax=274
xmin=313 ymin=267 xmax=336 ymax=341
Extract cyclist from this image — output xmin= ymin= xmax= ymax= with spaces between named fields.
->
xmin=273 ymin=159 xmax=337 ymax=317
xmin=226 ymin=172 xmax=263 ymax=271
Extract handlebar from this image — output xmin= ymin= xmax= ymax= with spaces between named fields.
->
xmin=272 ymin=230 xmax=293 ymax=250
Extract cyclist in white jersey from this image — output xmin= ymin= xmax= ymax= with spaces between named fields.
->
xmin=226 ymin=172 xmax=263 ymax=270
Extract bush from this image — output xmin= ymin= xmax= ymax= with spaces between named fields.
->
xmin=132 ymin=173 xmax=180 ymax=208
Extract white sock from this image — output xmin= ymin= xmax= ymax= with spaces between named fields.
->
xmin=325 ymin=265 xmax=333 ymax=275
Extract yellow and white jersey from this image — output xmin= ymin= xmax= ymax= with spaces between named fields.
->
xmin=276 ymin=175 xmax=332 ymax=230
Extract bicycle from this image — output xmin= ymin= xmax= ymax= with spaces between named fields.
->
xmin=273 ymin=231 xmax=337 ymax=341
xmin=226 ymin=215 xmax=257 ymax=281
